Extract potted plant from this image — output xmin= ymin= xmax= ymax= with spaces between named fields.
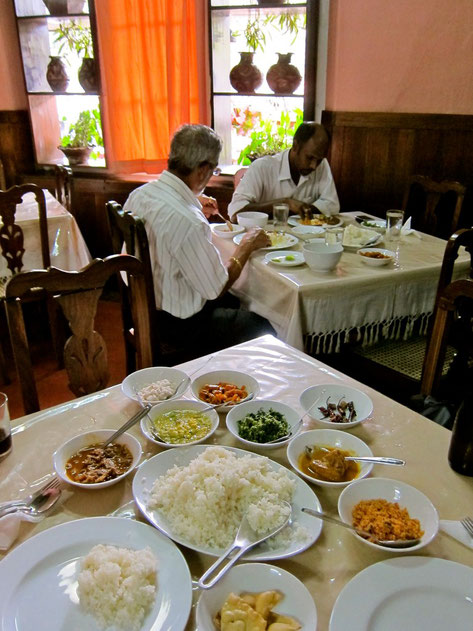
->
xmin=58 ymin=108 xmax=103 ymax=165
xmin=238 ymin=109 xmax=303 ymax=165
xmin=53 ymin=20 xmax=98 ymax=92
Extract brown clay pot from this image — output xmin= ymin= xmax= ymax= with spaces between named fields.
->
xmin=46 ymin=56 xmax=69 ymax=92
xmin=229 ymin=52 xmax=263 ymax=94
xmin=58 ymin=146 xmax=92 ymax=166
xmin=43 ymin=0 xmax=68 ymax=15
xmin=78 ymin=58 xmax=98 ymax=93
xmin=266 ymin=53 xmax=302 ymax=95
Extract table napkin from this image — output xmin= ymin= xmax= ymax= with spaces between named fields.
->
xmin=0 ymin=511 xmax=43 ymax=550
xmin=440 ymin=519 xmax=473 ymax=549
xmin=401 ymin=216 xmax=421 ymax=238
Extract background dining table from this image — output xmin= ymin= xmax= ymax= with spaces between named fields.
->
xmin=0 ymin=189 xmax=91 ymax=278
xmin=0 ymin=334 xmax=472 ymax=630
xmin=212 ymin=214 xmax=471 ymax=354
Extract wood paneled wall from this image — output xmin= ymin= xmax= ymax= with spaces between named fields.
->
xmin=0 ymin=110 xmax=34 ymax=188
xmin=322 ymin=111 xmax=473 ymax=226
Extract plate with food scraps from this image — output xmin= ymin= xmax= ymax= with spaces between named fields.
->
xmin=264 ymin=250 xmax=305 ymax=267
xmin=121 ymin=366 xmax=190 ymax=404
xmin=233 ymin=231 xmax=299 ymax=251
xmin=299 ymin=383 xmax=373 ymax=428
xmin=0 ymin=517 xmax=192 ymax=631
xmin=197 ymin=563 xmax=317 ymax=631
xmin=342 ymin=224 xmax=383 ymax=252
xmin=358 ymin=248 xmax=395 ymax=266
xmin=288 ymin=214 xmax=343 ymax=228
xmin=360 ymin=218 xmax=386 ymax=233
xmin=329 ymin=557 xmax=471 ymax=631
xmin=132 ymin=444 xmax=323 ymax=560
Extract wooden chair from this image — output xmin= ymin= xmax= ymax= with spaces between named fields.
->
xmin=0 ymin=159 xmax=6 ymax=190
xmin=402 ymin=175 xmax=466 ymax=240
xmin=5 ymin=255 xmax=153 ymax=415
xmin=54 ymin=165 xmax=73 ymax=211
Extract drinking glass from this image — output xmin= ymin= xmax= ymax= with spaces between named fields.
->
xmin=0 ymin=393 xmax=12 ymax=461
xmin=273 ymin=203 xmax=289 ymax=233
xmin=325 ymin=227 xmax=344 ymax=246
xmin=386 ymin=210 xmax=404 ymax=243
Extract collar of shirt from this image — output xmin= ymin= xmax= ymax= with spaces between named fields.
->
xmin=157 ymin=170 xmax=203 ymax=211
xmin=278 ymin=149 xmax=312 ymax=186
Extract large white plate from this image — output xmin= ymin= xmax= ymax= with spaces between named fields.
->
xmin=233 ymin=232 xmax=299 ymax=251
xmin=0 ymin=517 xmax=192 ymax=631
xmin=288 ymin=214 xmax=343 ymax=228
xmin=329 ymin=556 xmax=473 ymax=631
xmin=133 ymin=445 xmax=323 ymax=560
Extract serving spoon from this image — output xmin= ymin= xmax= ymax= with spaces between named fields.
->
xmin=266 ymin=389 xmax=327 ymax=444
xmin=301 ymin=507 xmax=421 ymax=548
xmin=311 ymin=445 xmax=405 ymax=467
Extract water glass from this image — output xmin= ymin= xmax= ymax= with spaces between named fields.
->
xmin=273 ymin=203 xmax=290 ymax=232
xmin=325 ymin=227 xmax=344 ymax=246
xmin=386 ymin=210 xmax=404 ymax=243
xmin=0 ymin=393 xmax=12 ymax=461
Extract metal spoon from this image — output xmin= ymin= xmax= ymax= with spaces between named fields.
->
xmin=0 ymin=482 xmax=62 ymax=520
xmin=198 ymin=501 xmax=292 ymax=589
xmin=314 ymin=446 xmax=405 ymax=466
xmin=266 ymin=388 xmax=327 ymax=444
xmin=301 ymin=507 xmax=421 ymax=548
xmin=217 ymin=211 xmax=235 ymax=233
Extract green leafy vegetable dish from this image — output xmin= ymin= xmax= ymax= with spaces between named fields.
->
xmin=237 ymin=407 xmax=289 ymax=443
xmin=150 ymin=410 xmax=211 ymax=444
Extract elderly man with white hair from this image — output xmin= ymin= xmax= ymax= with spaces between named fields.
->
xmin=124 ymin=124 xmax=275 ymax=357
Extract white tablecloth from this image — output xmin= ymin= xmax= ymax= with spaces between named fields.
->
xmin=213 ymin=215 xmax=470 ymax=352
xmin=0 ymin=190 xmax=91 ymax=277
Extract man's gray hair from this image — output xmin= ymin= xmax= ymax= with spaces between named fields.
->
xmin=168 ymin=124 xmax=223 ymax=176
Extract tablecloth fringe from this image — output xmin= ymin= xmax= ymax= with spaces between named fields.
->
xmin=304 ymin=312 xmax=433 ymax=355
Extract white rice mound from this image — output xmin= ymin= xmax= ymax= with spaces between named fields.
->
xmin=148 ymin=446 xmax=305 ymax=549
xmin=77 ymin=544 xmax=157 ymax=630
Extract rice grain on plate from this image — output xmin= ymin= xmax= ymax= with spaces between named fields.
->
xmin=138 ymin=378 xmax=175 ymax=402
xmin=78 ymin=544 xmax=157 ymax=630
xmin=148 ymin=446 xmax=304 ymax=549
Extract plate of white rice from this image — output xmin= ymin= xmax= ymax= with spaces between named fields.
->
xmin=132 ymin=445 xmax=323 ymax=560
xmin=0 ymin=517 xmax=192 ymax=631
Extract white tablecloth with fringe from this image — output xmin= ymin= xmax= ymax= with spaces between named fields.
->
xmin=213 ymin=214 xmax=470 ymax=353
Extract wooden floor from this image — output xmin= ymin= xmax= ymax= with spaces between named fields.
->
xmin=1 ymin=300 xmax=127 ymax=420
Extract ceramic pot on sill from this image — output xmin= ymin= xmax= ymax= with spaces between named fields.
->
xmin=78 ymin=58 xmax=98 ymax=93
xmin=58 ymin=146 xmax=92 ymax=166
xmin=229 ymin=52 xmax=263 ymax=94
xmin=43 ymin=0 xmax=86 ymax=14
xmin=46 ymin=56 xmax=69 ymax=92
xmin=257 ymin=0 xmax=285 ymax=5
xmin=266 ymin=53 xmax=302 ymax=95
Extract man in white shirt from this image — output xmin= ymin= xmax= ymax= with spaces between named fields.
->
xmin=124 ymin=124 xmax=275 ymax=356
xmin=228 ymin=122 xmax=340 ymax=220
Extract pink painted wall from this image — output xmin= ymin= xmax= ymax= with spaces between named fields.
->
xmin=326 ymin=0 xmax=473 ymax=114
xmin=0 ymin=1 xmax=28 ymax=110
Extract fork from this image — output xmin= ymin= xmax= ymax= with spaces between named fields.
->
xmin=460 ymin=516 xmax=473 ymax=539
xmin=0 ymin=477 xmax=62 ymax=518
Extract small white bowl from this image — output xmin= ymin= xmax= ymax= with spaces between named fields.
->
xmin=53 ymin=429 xmax=142 ymax=489
xmin=338 ymin=477 xmax=439 ymax=553
xmin=237 ymin=211 xmax=269 ymax=229
xmin=121 ymin=367 xmax=190 ymax=404
xmin=211 ymin=223 xmax=245 ymax=240
xmin=191 ymin=370 xmax=259 ymax=412
xmin=141 ymin=399 xmax=219 ymax=448
xmin=196 ymin=563 xmax=317 ymax=631
xmin=302 ymin=242 xmax=343 ymax=272
xmin=358 ymin=248 xmax=395 ymax=266
xmin=226 ymin=399 xmax=301 ymax=450
xmin=299 ymin=384 xmax=373 ymax=429
xmin=287 ymin=429 xmax=374 ymax=487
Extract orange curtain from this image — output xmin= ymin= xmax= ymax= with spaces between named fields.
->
xmin=96 ymin=0 xmax=210 ymax=174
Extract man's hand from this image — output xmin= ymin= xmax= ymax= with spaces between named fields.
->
xmin=240 ymin=226 xmax=271 ymax=251
xmin=198 ymin=194 xmax=219 ymax=219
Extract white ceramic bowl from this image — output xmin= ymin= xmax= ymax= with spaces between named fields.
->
xmin=226 ymin=399 xmax=301 ymax=450
xmin=302 ymin=242 xmax=343 ymax=272
xmin=196 ymin=563 xmax=317 ymax=631
xmin=338 ymin=477 xmax=439 ymax=553
xmin=140 ymin=398 xmax=219 ymax=448
xmin=211 ymin=223 xmax=245 ymax=240
xmin=286 ymin=428 xmax=374 ymax=487
xmin=53 ymin=429 xmax=142 ymax=489
xmin=237 ymin=211 xmax=269 ymax=229
xmin=191 ymin=369 xmax=259 ymax=412
xmin=299 ymin=384 xmax=373 ymax=429
xmin=358 ymin=248 xmax=395 ymax=266
xmin=121 ymin=366 xmax=190 ymax=404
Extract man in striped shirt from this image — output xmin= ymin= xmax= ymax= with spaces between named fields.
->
xmin=124 ymin=124 xmax=275 ymax=357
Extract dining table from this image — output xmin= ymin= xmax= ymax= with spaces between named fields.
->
xmin=0 ymin=334 xmax=472 ymax=630
xmin=212 ymin=214 xmax=471 ymax=353
xmin=0 ymin=189 xmax=91 ymax=279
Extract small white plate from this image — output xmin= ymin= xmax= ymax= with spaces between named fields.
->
xmin=358 ymin=248 xmax=395 ymax=266
xmin=288 ymin=215 xmax=343 ymax=228
xmin=264 ymin=250 xmax=305 ymax=267
xmin=210 ymin=223 xmax=245 ymax=239
xmin=329 ymin=557 xmax=471 ymax=631
xmin=233 ymin=232 xmax=299 ymax=251
xmin=197 ymin=563 xmax=317 ymax=631
xmin=361 ymin=219 xmax=386 ymax=233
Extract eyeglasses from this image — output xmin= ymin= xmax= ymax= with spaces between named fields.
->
xmin=212 ymin=166 xmax=221 ymax=176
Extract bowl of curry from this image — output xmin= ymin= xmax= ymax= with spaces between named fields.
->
xmin=53 ymin=429 xmax=142 ymax=489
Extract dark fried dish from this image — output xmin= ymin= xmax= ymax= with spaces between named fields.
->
xmin=318 ymin=396 xmax=356 ymax=423
xmin=361 ymin=250 xmax=391 ymax=259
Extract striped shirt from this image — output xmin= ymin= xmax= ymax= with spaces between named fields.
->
xmin=228 ymin=150 xmax=340 ymax=219
xmin=123 ymin=171 xmax=229 ymax=319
